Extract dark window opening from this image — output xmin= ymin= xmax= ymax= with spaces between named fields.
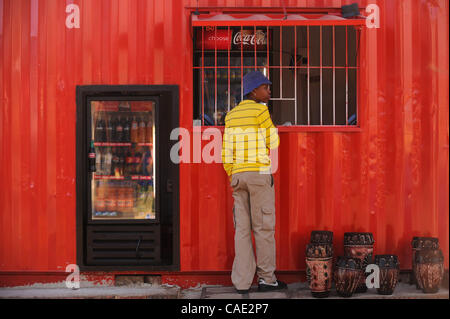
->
xmin=193 ymin=24 xmax=360 ymax=127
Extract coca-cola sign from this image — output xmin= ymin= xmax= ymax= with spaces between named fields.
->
xmin=232 ymin=29 xmax=268 ymax=50
xmin=196 ymin=27 xmax=270 ymax=51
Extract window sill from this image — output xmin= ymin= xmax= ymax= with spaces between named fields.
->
xmin=276 ymin=125 xmax=362 ymax=132
xmin=193 ymin=125 xmax=362 ymax=133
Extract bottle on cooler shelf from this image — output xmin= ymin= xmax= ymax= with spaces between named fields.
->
xmin=116 ymin=182 xmax=126 ymax=214
xmin=100 ymin=148 xmax=106 ymax=175
xmin=125 ymin=148 xmax=133 ymax=176
xmin=123 ymin=116 xmax=130 ymax=143
xmin=146 ymin=117 xmax=153 ymax=143
xmin=118 ymin=147 xmax=125 ymax=176
xmin=106 ymin=115 xmax=114 ymax=143
xmin=112 ymin=147 xmax=120 ymax=177
xmin=105 ymin=185 xmax=117 ymax=217
xmin=104 ymin=147 xmax=112 ymax=176
xmin=95 ymin=113 xmax=105 ymax=142
xmin=138 ymin=117 xmax=146 ymax=143
xmin=131 ymin=116 xmax=138 ymax=143
xmin=125 ymin=183 xmax=135 ymax=213
xmin=94 ymin=181 xmax=106 ymax=216
xmin=134 ymin=147 xmax=142 ymax=175
xmin=96 ymin=147 xmax=102 ymax=175
xmin=115 ymin=116 xmax=123 ymax=143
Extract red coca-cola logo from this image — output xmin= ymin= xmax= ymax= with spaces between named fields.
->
xmin=232 ymin=30 xmax=267 ymax=49
xmin=196 ymin=27 xmax=270 ymax=51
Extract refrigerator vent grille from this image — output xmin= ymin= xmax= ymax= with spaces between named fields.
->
xmin=86 ymin=225 xmax=160 ymax=265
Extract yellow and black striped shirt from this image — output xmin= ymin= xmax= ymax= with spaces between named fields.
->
xmin=222 ymin=99 xmax=279 ymax=177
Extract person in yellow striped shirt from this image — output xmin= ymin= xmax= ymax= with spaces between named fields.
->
xmin=221 ymin=71 xmax=286 ymax=294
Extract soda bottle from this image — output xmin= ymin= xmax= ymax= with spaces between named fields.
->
xmin=96 ymin=147 xmax=102 ymax=175
xmin=104 ymin=147 xmax=112 ymax=176
xmin=146 ymin=118 xmax=153 ymax=143
xmin=125 ymin=183 xmax=134 ymax=213
xmin=100 ymin=148 xmax=106 ymax=175
xmin=112 ymin=147 xmax=120 ymax=176
xmin=117 ymin=182 xmax=126 ymax=214
xmin=118 ymin=147 xmax=125 ymax=176
xmin=125 ymin=148 xmax=133 ymax=176
xmin=95 ymin=113 xmax=105 ymax=142
xmin=123 ymin=116 xmax=130 ymax=143
xmin=105 ymin=185 xmax=117 ymax=216
xmin=134 ymin=147 xmax=142 ymax=175
xmin=131 ymin=116 xmax=138 ymax=143
xmin=95 ymin=181 xmax=106 ymax=216
xmin=106 ymin=114 xmax=114 ymax=142
xmin=89 ymin=140 xmax=96 ymax=172
xmin=115 ymin=115 xmax=123 ymax=143
xmin=138 ymin=117 xmax=146 ymax=143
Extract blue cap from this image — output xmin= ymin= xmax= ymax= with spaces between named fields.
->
xmin=243 ymin=71 xmax=272 ymax=96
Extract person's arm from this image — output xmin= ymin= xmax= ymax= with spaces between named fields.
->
xmin=257 ymin=107 xmax=279 ymax=150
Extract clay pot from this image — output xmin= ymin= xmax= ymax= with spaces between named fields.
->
xmin=310 ymin=231 xmax=333 ymax=244
xmin=414 ymin=249 xmax=444 ymax=294
xmin=306 ymin=243 xmax=333 ymax=298
xmin=411 ymin=237 xmax=439 ymax=288
xmin=374 ymin=255 xmax=400 ymax=295
xmin=334 ymin=257 xmax=363 ymax=298
xmin=344 ymin=232 xmax=374 ymax=293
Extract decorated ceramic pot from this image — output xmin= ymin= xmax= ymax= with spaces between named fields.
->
xmin=415 ymin=248 xmax=444 ymax=294
xmin=306 ymin=243 xmax=333 ymax=298
xmin=310 ymin=231 xmax=333 ymax=244
xmin=344 ymin=232 xmax=375 ymax=293
xmin=334 ymin=257 xmax=363 ymax=298
xmin=374 ymin=255 xmax=400 ymax=295
xmin=411 ymin=237 xmax=439 ymax=288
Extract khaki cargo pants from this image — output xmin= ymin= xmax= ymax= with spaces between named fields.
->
xmin=230 ymin=171 xmax=277 ymax=290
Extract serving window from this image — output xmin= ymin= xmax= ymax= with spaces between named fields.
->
xmin=192 ymin=14 xmax=363 ymax=129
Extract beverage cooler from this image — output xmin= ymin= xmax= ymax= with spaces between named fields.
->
xmin=76 ymin=85 xmax=179 ymax=271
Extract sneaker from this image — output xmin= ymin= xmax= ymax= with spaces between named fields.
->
xmin=257 ymin=279 xmax=288 ymax=292
xmin=235 ymin=288 xmax=250 ymax=295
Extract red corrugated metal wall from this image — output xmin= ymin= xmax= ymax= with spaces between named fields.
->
xmin=0 ymin=0 xmax=448 ymax=280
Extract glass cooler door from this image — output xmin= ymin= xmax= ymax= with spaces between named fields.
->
xmin=90 ymin=100 xmax=156 ymax=220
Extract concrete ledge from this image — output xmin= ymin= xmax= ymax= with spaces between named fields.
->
xmin=287 ymin=282 xmax=449 ymax=299
xmin=0 ymin=285 xmax=180 ymax=299
xmin=199 ymin=282 xmax=449 ymax=300
xmin=1 ymin=282 xmax=448 ymax=299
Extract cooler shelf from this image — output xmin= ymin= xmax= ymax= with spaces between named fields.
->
xmin=94 ymin=175 xmax=152 ymax=180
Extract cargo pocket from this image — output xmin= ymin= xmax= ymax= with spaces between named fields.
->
xmin=231 ymin=177 xmax=239 ymax=189
xmin=261 ymin=207 xmax=275 ymax=231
